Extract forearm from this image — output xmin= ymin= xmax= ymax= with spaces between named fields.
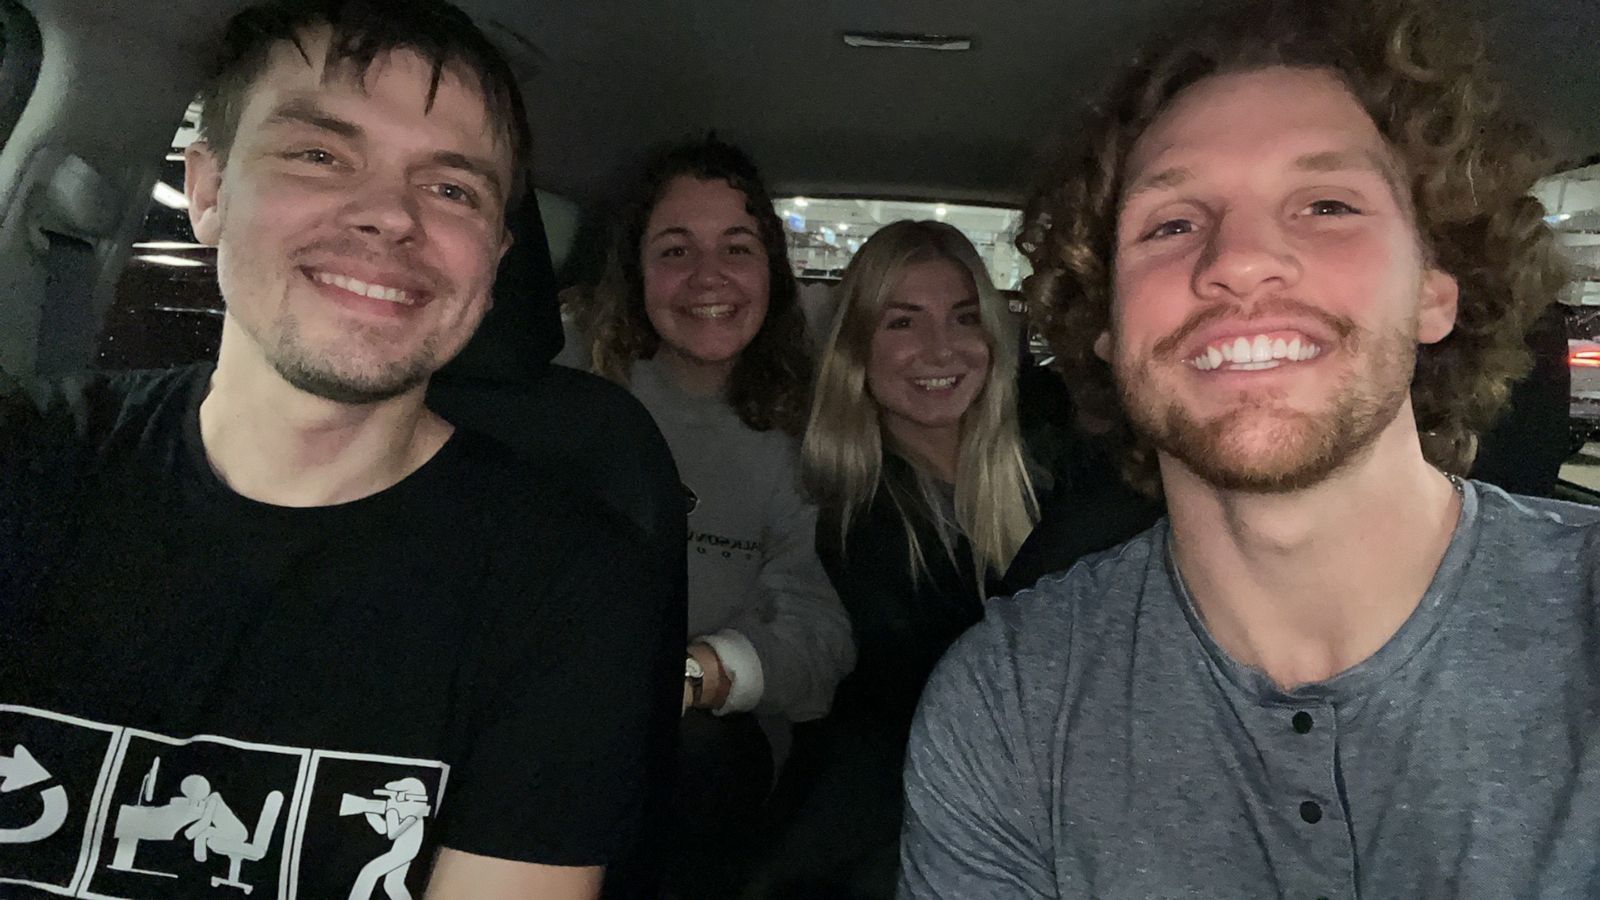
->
xmin=720 ymin=594 xmax=854 ymax=721
xmin=425 ymin=847 xmax=602 ymax=900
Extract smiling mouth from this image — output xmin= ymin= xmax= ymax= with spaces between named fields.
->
xmin=1187 ymin=333 xmax=1323 ymax=372
xmin=912 ymin=375 xmax=962 ymax=391
xmin=686 ymin=304 xmax=736 ymax=320
xmin=310 ymin=270 xmax=417 ymax=306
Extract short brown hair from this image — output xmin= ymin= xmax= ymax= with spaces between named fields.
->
xmin=1019 ymin=0 xmax=1571 ymax=496
xmin=196 ymin=0 xmax=533 ymax=209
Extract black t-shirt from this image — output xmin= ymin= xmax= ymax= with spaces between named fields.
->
xmin=0 ymin=365 xmax=671 ymax=897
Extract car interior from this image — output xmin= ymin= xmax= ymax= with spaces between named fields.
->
xmin=0 ymin=0 xmax=1597 ymax=893
xmin=0 ymin=0 xmax=1593 ymax=877
xmin=4 ymin=0 xmax=1598 ymax=504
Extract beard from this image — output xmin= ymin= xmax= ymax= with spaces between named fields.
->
xmin=1118 ymin=312 xmax=1418 ymax=493
xmin=219 ymin=231 xmax=450 ymax=406
xmin=264 ymin=311 xmax=438 ymax=405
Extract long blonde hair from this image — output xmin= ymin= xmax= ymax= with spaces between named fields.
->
xmin=802 ymin=220 xmax=1039 ymax=588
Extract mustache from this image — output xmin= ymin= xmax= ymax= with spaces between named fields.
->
xmin=291 ymin=236 xmax=447 ymax=293
xmin=1149 ymin=297 xmax=1357 ymax=361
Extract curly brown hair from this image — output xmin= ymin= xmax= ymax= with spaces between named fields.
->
xmin=574 ymin=136 xmax=812 ymax=436
xmin=1019 ymin=0 xmax=1571 ymax=496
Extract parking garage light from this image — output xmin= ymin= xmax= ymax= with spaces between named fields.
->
xmin=151 ymin=182 xmax=189 ymax=210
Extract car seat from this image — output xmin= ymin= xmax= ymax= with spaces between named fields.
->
xmin=424 ymin=190 xmax=685 ymax=900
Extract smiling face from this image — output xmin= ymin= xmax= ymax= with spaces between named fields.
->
xmin=640 ymin=175 xmax=771 ymax=391
xmin=185 ymin=30 xmax=513 ymax=405
xmin=1106 ymin=66 xmax=1458 ymax=491
xmin=867 ymin=257 xmax=991 ymax=452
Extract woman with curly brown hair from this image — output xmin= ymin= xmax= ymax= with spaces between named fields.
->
xmin=900 ymin=1 xmax=1597 ymax=897
xmin=564 ymin=136 xmax=853 ymax=899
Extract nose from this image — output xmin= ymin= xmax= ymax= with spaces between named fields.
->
xmin=337 ymin=174 xmax=421 ymax=243
xmin=688 ymin=252 xmax=726 ymax=289
xmin=1194 ymin=209 xmax=1300 ymax=301
xmin=923 ymin=322 xmax=956 ymax=361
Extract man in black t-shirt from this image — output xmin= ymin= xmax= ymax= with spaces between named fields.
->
xmin=0 ymin=2 xmax=676 ymax=897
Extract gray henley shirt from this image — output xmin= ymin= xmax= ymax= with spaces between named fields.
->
xmin=901 ymin=481 xmax=1600 ymax=899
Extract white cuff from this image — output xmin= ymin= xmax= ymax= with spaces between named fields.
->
xmin=697 ymin=629 xmax=765 ymax=715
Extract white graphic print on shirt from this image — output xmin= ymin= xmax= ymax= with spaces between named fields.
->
xmin=0 ymin=705 xmax=448 ymax=900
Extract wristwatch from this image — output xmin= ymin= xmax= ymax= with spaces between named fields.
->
xmin=684 ymin=654 xmax=705 ymax=708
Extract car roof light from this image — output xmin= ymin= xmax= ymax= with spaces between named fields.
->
xmin=841 ymin=32 xmax=973 ymax=52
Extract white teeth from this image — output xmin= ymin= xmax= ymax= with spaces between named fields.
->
xmin=1187 ymin=333 xmax=1324 ymax=371
xmin=689 ymin=304 xmax=735 ymax=319
xmin=914 ymin=376 xmax=959 ymax=390
xmin=313 ymin=271 xmax=412 ymax=305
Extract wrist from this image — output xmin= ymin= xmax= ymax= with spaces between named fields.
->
xmin=687 ymin=641 xmax=731 ymax=710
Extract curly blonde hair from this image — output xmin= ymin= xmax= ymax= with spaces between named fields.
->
xmin=1019 ymin=0 xmax=1571 ymax=496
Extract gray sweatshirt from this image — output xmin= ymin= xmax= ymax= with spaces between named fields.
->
xmin=627 ymin=357 xmax=854 ymax=723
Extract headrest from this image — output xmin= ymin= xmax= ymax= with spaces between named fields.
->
xmin=436 ymin=191 xmax=565 ymax=384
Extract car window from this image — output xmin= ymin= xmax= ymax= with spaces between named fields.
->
xmin=97 ymin=104 xmax=222 ymax=370
xmin=1537 ymin=161 xmax=1600 ymax=307
xmin=778 ymin=197 xmax=1028 ymax=290
xmin=0 ymin=0 xmax=43 ymax=153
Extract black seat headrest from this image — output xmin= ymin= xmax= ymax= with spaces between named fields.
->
xmin=438 ymin=191 xmax=566 ymax=384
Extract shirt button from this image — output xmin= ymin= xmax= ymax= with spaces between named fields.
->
xmin=1300 ymin=800 xmax=1323 ymax=824
xmin=1292 ymin=711 xmax=1314 ymax=734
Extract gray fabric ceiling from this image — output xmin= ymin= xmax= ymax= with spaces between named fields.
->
xmin=69 ymin=0 xmax=1600 ymax=207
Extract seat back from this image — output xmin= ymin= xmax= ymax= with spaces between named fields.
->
xmin=425 ymin=191 xmax=684 ymax=900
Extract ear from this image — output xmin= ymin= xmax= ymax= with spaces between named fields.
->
xmin=1093 ymin=329 xmax=1112 ymax=362
xmin=1415 ymin=267 xmax=1460 ymax=345
xmin=184 ymin=141 xmax=225 ymax=246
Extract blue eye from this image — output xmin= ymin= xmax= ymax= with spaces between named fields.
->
xmin=1305 ymin=199 xmax=1359 ymax=216
xmin=290 ymin=148 xmax=337 ymax=165
xmin=432 ymin=183 xmax=477 ymax=207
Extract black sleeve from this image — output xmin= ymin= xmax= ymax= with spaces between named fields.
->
xmin=0 ymin=368 xmax=92 ymax=593
xmin=1470 ymin=304 xmax=1572 ymax=497
xmin=1001 ymin=451 xmax=1163 ymax=595
xmin=437 ymin=493 xmax=683 ymax=869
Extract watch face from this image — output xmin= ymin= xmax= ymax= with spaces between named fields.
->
xmin=685 ymin=655 xmax=705 ymax=679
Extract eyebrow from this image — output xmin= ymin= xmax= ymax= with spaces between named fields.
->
xmin=263 ymin=97 xmax=362 ymax=139
xmin=428 ymin=150 xmax=505 ymax=202
xmin=646 ymin=224 xmax=760 ymax=243
xmin=1119 ymin=166 xmax=1194 ymax=211
xmin=263 ymin=97 xmax=505 ymax=202
xmin=1120 ymin=148 xmax=1405 ymax=210
xmin=1292 ymin=149 xmax=1406 ymax=197
xmin=885 ymin=297 xmax=979 ymax=312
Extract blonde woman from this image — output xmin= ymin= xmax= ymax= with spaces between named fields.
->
xmin=752 ymin=220 xmax=1041 ymax=897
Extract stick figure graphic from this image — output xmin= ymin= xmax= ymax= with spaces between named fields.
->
xmin=342 ymin=777 xmax=430 ymax=900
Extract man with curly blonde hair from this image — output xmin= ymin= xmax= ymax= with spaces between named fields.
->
xmin=900 ymin=1 xmax=1600 ymax=896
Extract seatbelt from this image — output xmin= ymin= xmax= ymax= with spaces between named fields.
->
xmin=35 ymin=230 xmax=100 ymax=375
